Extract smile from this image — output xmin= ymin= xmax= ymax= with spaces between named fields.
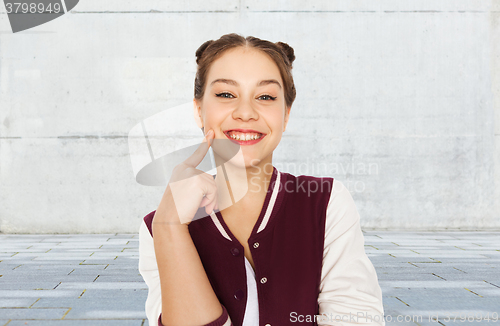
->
xmin=223 ymin=129 xmax=266 ymax=145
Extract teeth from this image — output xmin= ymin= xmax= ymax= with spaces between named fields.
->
xmin=227 ymin=132 xmax=262 ymax=141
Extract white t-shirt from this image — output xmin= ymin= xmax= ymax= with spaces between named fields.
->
xmin=242 ymin=256 xmax=259 ymax=326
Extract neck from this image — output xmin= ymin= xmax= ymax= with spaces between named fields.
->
xmin=213 ymin=153 xmax=274 ymax=212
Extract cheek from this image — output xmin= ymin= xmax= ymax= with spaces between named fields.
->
xmin=271 ymin=111 xmax=286 ymax=129
xmin=202 ymin=106 xmax=225 ymax=126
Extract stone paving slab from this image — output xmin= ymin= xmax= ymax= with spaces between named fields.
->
xmin=1 ymin=231 xmax=499 ymax=325
xmin=0 ymin=308 xmax=71 ymax=319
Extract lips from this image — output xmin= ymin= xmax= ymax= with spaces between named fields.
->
xmin=223 ymin=129 xmax=267 ymax=145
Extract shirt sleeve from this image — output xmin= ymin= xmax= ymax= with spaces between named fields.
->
xmin=317 ymin=180 xmax=385 ymax=326
xmin=138 ymin=219 xmax=233 ymax=326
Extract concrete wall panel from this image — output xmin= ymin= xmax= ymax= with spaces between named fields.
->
xmin=0 ymin=1 xmax=498 ymax=232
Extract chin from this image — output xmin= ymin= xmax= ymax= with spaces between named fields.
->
xmin=226 ymin=157 xmax=261 ymax=169
xmin=212 ymin=142 xmax=272 ymax=171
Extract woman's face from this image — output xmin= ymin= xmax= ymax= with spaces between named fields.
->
xmin=194 ymin=46 xmax=291 ymax=169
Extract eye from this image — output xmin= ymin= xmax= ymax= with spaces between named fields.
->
xmin=215 ymin=92 xmax=234 ymax=99
xmin=258 ymin=94 xmax=277 ymax=101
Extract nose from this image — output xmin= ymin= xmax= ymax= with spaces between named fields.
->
xmin=232 ymin=97 xmax=259 ymax=121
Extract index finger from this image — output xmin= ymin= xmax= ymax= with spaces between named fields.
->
xmin=183 ymin=129 xmax=214 ymax=168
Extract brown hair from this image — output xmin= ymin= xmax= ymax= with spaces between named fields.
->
xmin=194 ymin=33 xmax=296 ymax=109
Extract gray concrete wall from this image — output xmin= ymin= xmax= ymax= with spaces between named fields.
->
xmin=0 ymin=0 xmax=499 ymax=233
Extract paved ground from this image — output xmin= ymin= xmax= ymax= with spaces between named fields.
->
xmin=0 ymin=231 xmax=499 ymax=326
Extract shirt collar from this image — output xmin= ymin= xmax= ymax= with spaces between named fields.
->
xmin=209 ymin=165 xmax=284 ymax=241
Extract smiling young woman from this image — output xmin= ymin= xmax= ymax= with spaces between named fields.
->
xmin=139 ymin=33 xmax=385 ymax=326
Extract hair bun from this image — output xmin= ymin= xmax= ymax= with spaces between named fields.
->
xmin=196 ymin=40 xmax=214 ymax=64
xmin=276 ymin=41 xmax=295 ymax=65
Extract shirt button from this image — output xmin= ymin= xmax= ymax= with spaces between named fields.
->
xmin=230 ymin=248 xmax=240 ymax=256
xmin=253 ymin=242 xmax=259 ymax=248
xmin=234 ymin=289 xmax=244 ymax=300
xmin=260 ymin=277 xmax=267 ymax=284
xmin=265 ymin=324 xmax=271 ymax=326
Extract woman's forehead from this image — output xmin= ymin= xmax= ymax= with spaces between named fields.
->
xmin=207 ymin=47 xmax=283 ymax=86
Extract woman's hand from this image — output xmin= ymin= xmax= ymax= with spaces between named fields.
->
xmin=154 ymin=129 xmax=218 ymax=226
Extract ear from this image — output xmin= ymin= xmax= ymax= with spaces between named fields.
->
xmin=283 ymin=106 xmax=291 ymax=132
xmin=193 ymin=98 xmax=204 ymax=132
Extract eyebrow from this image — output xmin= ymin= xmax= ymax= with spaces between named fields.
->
xmin=210 ymin=78 xmax=282 ymax=89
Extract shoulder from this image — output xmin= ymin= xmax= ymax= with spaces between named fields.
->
xmin=328 ymin=179 xmax=355 ymax=205
xmin=280 ymin=171 xmax=334 ymax=197
xmin=324 ymin=180 xmax=361 ymax=238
